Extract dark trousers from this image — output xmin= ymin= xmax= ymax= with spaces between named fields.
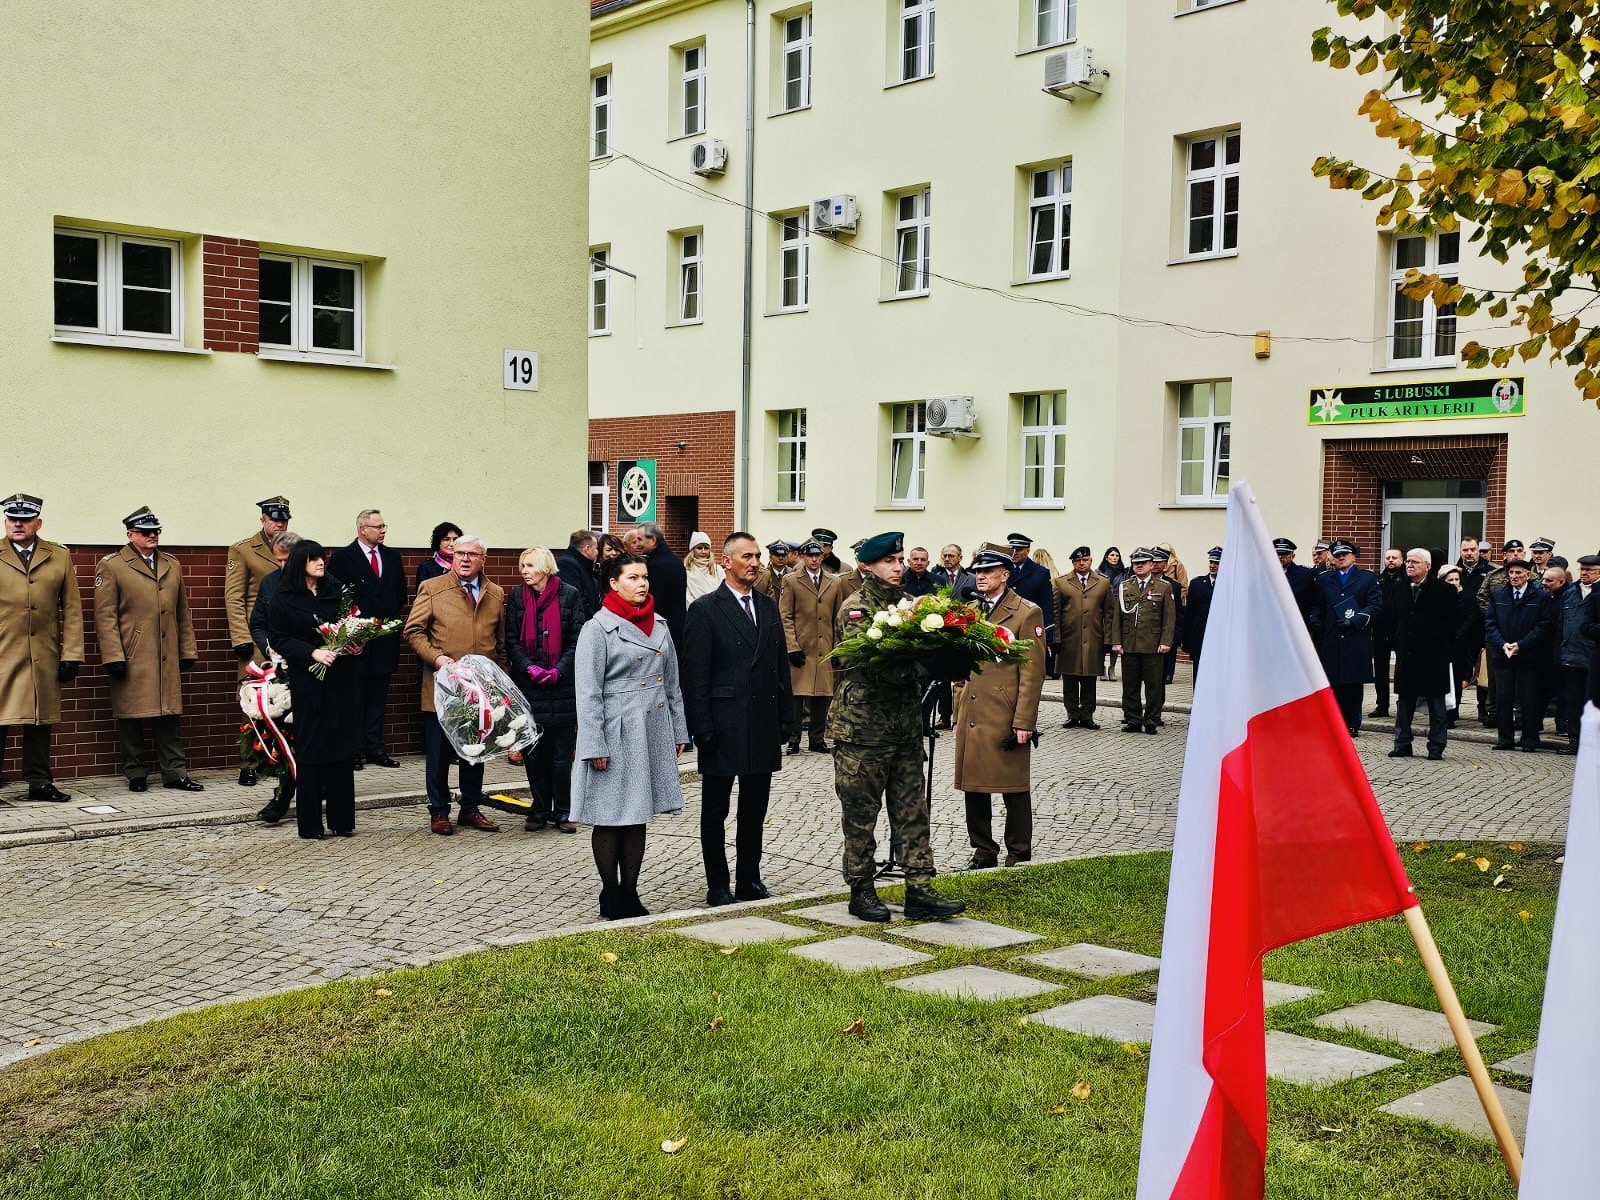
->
xmin=1493 ymin=663 xmax=1545 ymax=747
xmin=1120 ymin=653 xmax=1165 ymax=725
xmin=964 ymin=791 xmax=1032 ymax=865
xmin=298 ymin=760 xmax=356 ymax=836
xmin=700 ymin=772 xmax=772 ymax=890
xmin=1482 ymin=670 xmax=1498 ymax=724
xmin=1190 ymin=651 xmax=1203 ymax=683
xmin=1332 ymin=683 xmax=1364 ymax=733
xmin=1162 ymin=644 xmax=1178 ymax=686
xmin=1372 ymin=638 xmax=1393 ymax=711
xmin=934 ymin=680 xmax=953 ymax=724
xmin=357 ymin=672 xmax=393 ymax=757
xmin=1394 ymin=693 xmax=1448 ymax=756
xmin=792 ymin=695 xmax=831 ymax=748
xmin=0 ymin=724 xmax=54 ymax=786
xmin=117 ymin=715 xmax=185 ymax=781
xmin=1563 ymin=666 xmax=1590 ymax=749
xmin=1061 ymin=675 xmax=1097 ymax=723
xmin=421 ymin=713 xmax=484 ymax=816
xmin=523 ymin=723 xmax=576 ymax=821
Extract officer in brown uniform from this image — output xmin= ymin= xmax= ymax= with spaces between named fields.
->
xmin=754 ymin=539 xmax=794 ymax=602
xmin=779 ymin=539 xmax=846 ymax=754
xmin=1052 ymin=544 xmax=1110 ymax=730
xmin=955 ymin=547 xmax=1046 ymax=869
xmin=0 ymin=494 xmax=85 ymax=801
xmin=95 ymin=507 xmax=202 ymax=792
xmin=226 ymin=496 xmax=290 ymax=785
xmin=1109 ymin=547 xmax=1176 ymax=734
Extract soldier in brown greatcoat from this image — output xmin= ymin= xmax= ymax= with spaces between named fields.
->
xmin=1109 ymin=547 xmax=1177 ymax=734
xmin=779 ymin=539 xmax=846 ymax=754
xmin=94 ymin=507 xmax=202 ymax=792
xmin=226 ymin=496 xmax=290 ymax=786
xmin=1052 ymin=544 xmax=1110 ymax=730
xmin=0 ymin=494 xmax=85 ymax=802
xmin=753 ymin=539 xmax=794 ymax=603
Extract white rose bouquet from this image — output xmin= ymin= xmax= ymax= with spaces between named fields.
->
xmin=433 ymin=654 xmax=542 ymax=762
xmin=827 ymin=589 xmax=1032 ymax=682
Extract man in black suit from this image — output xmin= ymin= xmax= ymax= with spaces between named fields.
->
xmin=680 ymin=531 xmax=794 ymax=907
xmin=1183 ymin=547 xmax=1220 ymax=680
xmin=1388 ymin=549 xmax=1457 ymax=760
xmin=557 ymin=529 xmax=600 ymax=619
xmin=328 ymin=509 xmax=407 ymax=769
xmin=1484 ymin=557 xmax=1555 ymax=751
xmin=639 ymin=523 xmax=688 ymax=638
xmin=1275 ymin=537 xmax=1317 ymax=628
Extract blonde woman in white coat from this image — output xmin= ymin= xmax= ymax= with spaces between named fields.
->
xmin=683 ymin=530 xmax=724 ymax=602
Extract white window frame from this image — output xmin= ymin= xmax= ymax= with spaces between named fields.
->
xmin=888 ymin=401 xmax=928 ymax=506
xmin=680 ymin=42 xmax=707 ymax=137
xmin=588 ymin=462 xmax=609 ymax=533
xmin=893 ymin=188 xmax=931 ymax=297
xmin=676 ymin=231 xmax=704 ymax=324
xmin=1183 ymin=129 xmax=1241 ymax=259
xmin=257 ymin=254 xmax=365 ymax=361
xmin=591 ymin=71 xmax=611 ymax=159
xmin=53 ymin=227 xmax=183 ymax=345
xmin=1387 ymin=231 xmax=1460 ymax=366
xmin=781 ymin=11 xmax=812 ymax=112
xmin=1019 ymin=392 xmax=1068 ymax=506
xmin=1034 ymin=0 xmax=1077 ymax=48
xmin=1026 ymin=163 xmax=1073 ymax=280
xmin=900 ymin=0 xmax=935 ymax=82
xmin=590 ymin=248 xmax=610 ymax=336
xmin=774 ymin=409 xmax=807 ymax=505
xmin=778 ymin=213 xmax=809 ymax=311
xmin=1176 ymin=380 xmax=1232 ymax=504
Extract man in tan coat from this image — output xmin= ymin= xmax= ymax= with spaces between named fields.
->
xmin=1053 ymin=544 xmax=1109 ymax=730
xmin=955 ymin=547 xmax=1046 ymax=869
xmin=0 ymin=494 xmax=85 ymax=801
xmin=225 ymin=496 xmax=290 ymax=786
xmin=1109 ymin=547 xmax=1177 ymax=735
xmin=779 ymin=539 xmax=846 ymax=754
xmin=94 ymin=507 xmax=201 ymax=792
xmin=403 ymin=533 xmax=505 ymax=835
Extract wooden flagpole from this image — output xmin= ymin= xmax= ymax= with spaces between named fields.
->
xmin=1403 ymin=905 xmax=1522 ymax=1186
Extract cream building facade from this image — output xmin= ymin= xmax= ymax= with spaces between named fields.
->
xmin=590 ymin=0 xmax=1590 ymax=566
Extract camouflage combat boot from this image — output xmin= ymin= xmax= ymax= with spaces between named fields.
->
xmin=903 ymin=882 xmax=965 ymax=921
xmin=847 ymin=881 xmax=891 ymax=923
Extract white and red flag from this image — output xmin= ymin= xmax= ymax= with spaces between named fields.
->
xmin=1137 ymin=480 xmax=1417 ymax=1200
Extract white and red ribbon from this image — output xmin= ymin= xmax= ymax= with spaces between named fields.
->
xmin=242 ymin=660 xmax=297 ymax=781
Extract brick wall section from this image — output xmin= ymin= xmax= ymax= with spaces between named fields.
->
xmin=588 ymin=411 xmax=736 ymax=553
xmin=3 ymin=546 xmax=534 ymax=782
xmin=202 ymin=235 xmax=260 ymax=353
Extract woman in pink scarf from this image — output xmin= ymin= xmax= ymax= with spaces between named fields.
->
xmin=506 ymin=546 xmax=585 ymax=832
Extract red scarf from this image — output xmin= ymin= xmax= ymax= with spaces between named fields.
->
xmin=603 ymin=588 xmax=656 ymax=636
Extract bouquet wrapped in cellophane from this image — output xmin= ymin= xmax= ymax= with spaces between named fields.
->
xmin=433 ymin=655 xmax=541 ymax=762
xmin=826 ymin=588 xmax=1034 ymax=682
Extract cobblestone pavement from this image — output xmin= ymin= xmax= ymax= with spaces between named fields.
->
xmin=0 ymin=682 xmax=1577 ymax=1068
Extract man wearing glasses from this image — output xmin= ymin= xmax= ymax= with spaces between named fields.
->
xmin=330 ymin=510 xmax=407 ymax=771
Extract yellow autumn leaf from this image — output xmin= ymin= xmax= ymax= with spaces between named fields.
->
xmin=1508 ymin=842 xmax=1524 ymax=852
xmin=1046 ymin=1104 xmax=1068 ymax=1115
xmin=1122 ymin=1042 xmax=1143 ymax=1056
xmin=1557 ymin=856 xmax=1566 ymax=865
xmin=1449 ymin=852 xmax=1468 ymax=863
xmin=47 ymin=940 xmax=63 ymax=948
xmin=1387 ymin=955 xmax=1407 ymax=965
xmin=1518 ymin=910 xmax=1533 ymax=922
xmin=600 ymin=952 xmax=618 ymax=963
xmin=1472 ymin=857 xmax=1491 ymax=872
xmin=843 ymin=1018 xmax=866 ymax=1036
xmin=1070 ymin=1081 xmax=1092 ymax=1100
xmin=255 ymin=886 xmax=269 ymax=892
xmin=25 ymin=1038 xmax=42 ymax=1046
xmin=374 ymin=988 xmax=393 ymax=997
xmin=432 ymin=878 xmax=444 ymax=884
xmin=712 ymin=990 xmax=721 ymax=1002
xmin=1410 ymin=841 xmax=1430 ymax=853
xmin=709 ymin=1015 xmax=724 ymax=1029
xmin=661 ymin=1137 xmax=687 ymax=1154
xmin=719 ymin=946 xmax=740 ymax=956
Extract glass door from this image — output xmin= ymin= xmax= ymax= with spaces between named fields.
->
xmin=1381 ymin=480 xmax=1486 ymax=556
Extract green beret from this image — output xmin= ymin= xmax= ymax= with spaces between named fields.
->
xmin=856 ymin=531 xmax=904 ymax=564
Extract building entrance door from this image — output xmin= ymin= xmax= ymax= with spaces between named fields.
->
xmin=1381 ymin=480 xmax=1486 ymax=557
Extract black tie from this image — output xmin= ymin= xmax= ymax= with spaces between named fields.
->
xmin=741 ymin=594 xmax=755 ymax=624
xmin=1411 ymin=583 xmax=1419 ymax=601
xmin=17 ymin=545 xmax=32 ymax=567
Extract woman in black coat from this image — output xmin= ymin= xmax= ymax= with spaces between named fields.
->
xmin=415 ymin=521 xmax=462 ymax=588
xmin=1438 ymin=564 xmax=1480 ymax=723
xmin=268 ymin=540 xmax=363 ymax=839
xmin=506 ymin=546 xmax=586 ymax=833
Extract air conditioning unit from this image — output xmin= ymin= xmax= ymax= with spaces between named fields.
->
xmin=925 ymin=395 xmax=978 ymax=438
xmin=1042 ymin=46 xmax=1105 ymax=100
xmin=690 ymin=137 xmax=727 ymax=176
xmin=811 ymin=193 xmax=859 ymax=235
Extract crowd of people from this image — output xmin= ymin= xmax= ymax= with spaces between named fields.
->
xmin=4 ymin=491 xmax=1594 ymax=917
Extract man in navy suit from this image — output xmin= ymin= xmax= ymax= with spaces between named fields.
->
xmin=328 ymin=509 xmax=407 ymax=769
xmin=1007 ymin=533 xmax=1055 ymax=661
xmin=1308 ymin=539 xmax=1383 ymax=736
xmin=1275 ymin=537 xmax=1317 ymax=628
xmin=680 ymin=532 xmax=794 ymax=906
xmin=1484 ymin=556 xmax=1556 ymax=751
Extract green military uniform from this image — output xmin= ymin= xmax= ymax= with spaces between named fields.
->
xmin=1109 ymin=553 xmax=1176 ymax=731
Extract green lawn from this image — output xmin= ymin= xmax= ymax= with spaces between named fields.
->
xmin=0 ymin=845 xmax=1557 ymax=1199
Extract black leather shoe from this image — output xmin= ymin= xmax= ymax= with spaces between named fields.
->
xmin=705 ymin=887 xmax=736 ymax=907
xmin=128 ymin=777 xmax=148 ymax=792
xmin=734 ymin=879 xmax=770 ymax=901
xmin=1387 ymin=747 xmax=1413 ymax=758
xmin=367 ymin=754 xmax=401 ymax=768
xmin=164 ymin=777 xmax=204 ymax=792
xmin=331 ymin=829 xmax=354 ymax=838
xmin=1493 ymin=741 xmax=1515 ymax=751
xmin=809 ymin=741 xmax=832 ymax=753
xmin=1121 ymin=723 xmax=1142 ymax=734
xmin=352 ymin=758 xmax=365 ymax=771
xmin=1426 ymin=749 xmax=1444 ymax=760
xmin=847 ymin=883 xmax=891 ymax=923
xmin=1082 ymin=721 xmax=1101 ymax=731
xmin=1520 ymin=744 xmax=1540 ymax=753
xmin=26 ymin=783 xmax=71 ymax=803
xmin=1144 ymin=724 xmax=1158 ymax=734
xmin=903 ymin=884 xmax=966 ymax=921
xmin=1062 ymin=718 xmax=1081 ymax=729
xmin=958 ymin=856 xmax=998 ymax=872
xmin=257 ymin=800 xmax=289 ymax=824
xmin=238 ymin=768 xmax=257 ymax=787
xmin=1368 ymin=707 xmax=1390 ymax=718
xmin=785 ymin=743 xmax=802 ymax=755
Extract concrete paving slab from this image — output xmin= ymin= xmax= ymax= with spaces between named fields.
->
xmin=1019 ymin=942 xmax=1159 ymax=978
xmin=1263 ymin=981 xmax=1321 ymax=1008
xmin=891 ymin=917 xmax=1044 ymax=950
xmin=1265 ymin=1031 xmax=1400 ymax=1086
xmin=677 ymin=916 xmax=813 ymax=946
xmin=1313 ymin=999 xmax=1498 ymax=1052
xmin=1025 ymin=995 xmax=1156 ymax=1044
xmin=1379 ymin=1076 xmax=1530 ymax=1144
xmin=891 ymin=966 xmax=1061 ymax=1002
xmin=1493 ymin=1048 xmax=1536 ymax=1077
xmin=790 ymin=935 xmax=931 ymax=973
xmin=785 ymin=900 xmax=903 ymax=927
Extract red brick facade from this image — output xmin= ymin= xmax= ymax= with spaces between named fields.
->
xmin=202 ymin=235 xmax=261 ymax=353
xmin=588 ymin=411 xmax=736 ymax=552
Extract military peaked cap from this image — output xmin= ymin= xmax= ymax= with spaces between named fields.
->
xmin=1207 ymin=546 xmax=1223 ymax=561
xmin=810 ymin=527 xmax=837 ymax=545
xmin=1 ymin=493 xmax=42 ymax=519
xmin=1272 ymin=537 xmax=1297 ymax=554
xmin=1150 ymin=547 xmax=1171 ymax=563
xmin=1129 ymin=548 xmax=1156 ymax=565
xmin=257 ymin=495 xmax=292 ymax=521
xmin=123 ymin=506 xmax=162 ymax=532
xmin=1329 ymin=539 xmax=1358 ymax=557
xmin=766 ymin=539 xmax=791 ymax=554
xmin=971 ymin=548 xmax=1012 ymax=571
xmin=1006 ymin=532 xmax=1033 ymax=548
xmin=1530 ymin=536 xmax=1555 ymax=553
xmin=797 ymin=540 xmax=824 ymax=556
xmin=856 ymin=532 xmax=904 ymax=564
xmin=1313 ymin=540 xmax=1331 ymax=553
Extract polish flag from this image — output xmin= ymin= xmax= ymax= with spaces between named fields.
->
xmin=1136 ymin=480 xmax=1417 ymax=1200
xmin=1518 ymin=700 xmax=1600 ymax=1198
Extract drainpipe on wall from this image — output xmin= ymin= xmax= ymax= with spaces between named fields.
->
xmin=739 ymin=0 xmax=756 ymax=531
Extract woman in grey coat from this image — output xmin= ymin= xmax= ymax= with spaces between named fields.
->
xmin=571 ymin=552 xmax=689 ymax=918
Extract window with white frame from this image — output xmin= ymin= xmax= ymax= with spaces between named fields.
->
xmin=590 ymin=248 xmax=610 ymax=336
xmin=258 ymin=255 xmax=363 ymax=357
xmin=1027 ymin=163 xmax=1073 ymax=279
xmin=888 ymin=401 xmax=928 ymax=504
xmin=676 ymin=231 xmax=703 ymax=323
xmin=1034 ymin=0 xmax=1076 ymax=48
xmin=1019 ymin=392 xmax=1067 ymax=504
xmin=893 ymin=188 xmax=931 ymax=297
xmin=588 ymin=462 xmax=609 ymax=533
xmin=1389 ymin=231 xmax=1459 ymax=364
xmin=1184 ymin=129 xmax=1240 ymax=257
xmin=781 ymin=11 xmax=812 ymax=111
xmin=54 ymin=228 xmax=182 ymax=343
xmin=591 ymin=71 xmax=611 ymax=159
xmin=1177 ymin=380 xmax=1231 ymax=503
xmin=900 ymin=0 xmax=935 ymax=82
xmin=778 ymin=214 xmax=809 ymax=310
xmin=775 ymin=409 xmax=807 ymax=503
xmin=680 ymin=43 xmax=706 ymax=137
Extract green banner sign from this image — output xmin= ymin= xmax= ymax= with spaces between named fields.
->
xmin=617 ymin=459 xmax=656 ymax=524
xmin=1307 ymin=376 xmax=1525 ymax=425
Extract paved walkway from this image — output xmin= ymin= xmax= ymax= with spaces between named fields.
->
xmin=0 ymin=682 xmax=1576 ymax=1068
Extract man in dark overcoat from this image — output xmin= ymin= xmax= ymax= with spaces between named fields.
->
xmin=681 ymin=532 xmax=793 ymax=906
xmin=1484 ymin=557 xmax=1555 ymax=751
xmin=1388 ymin=549 xmax=1457 ymax=760
xmin=1308 ymin=539 xmax=1383 ymax=736
xmin=1372 ymin=547 xmax=1406 ymax=718
xmin=1182 ymin=547 xmax=1221 ymax=681
xmin=328 ymin=509 xmax=407 ymax=770
xmin=556 ymin=530 xmax=601 ymax=620
xmin=1275 ymin=537 xmax=1318 ymax=628
xmin=1007 ymin=533 xmax=1055 ymax=661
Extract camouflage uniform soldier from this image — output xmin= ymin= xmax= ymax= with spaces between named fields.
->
xmin=828 ymin=531 xmax=965 ymax=923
